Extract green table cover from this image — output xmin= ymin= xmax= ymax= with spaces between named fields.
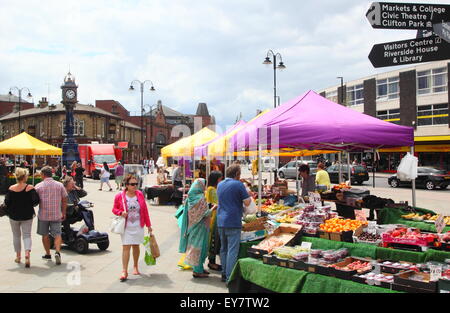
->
xmin=228 ymin=258 xmax=399 ymax=293
xmin=377 ymin=206 xmax=450 ymax=233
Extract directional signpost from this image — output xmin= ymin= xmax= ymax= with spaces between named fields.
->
xmin=368 ymin=35 xmax=450 ymax=67
xmin=366 ymin=2 xmax=450 ymax=68
xmin=366 ymin=2 xmax=450 ymax=30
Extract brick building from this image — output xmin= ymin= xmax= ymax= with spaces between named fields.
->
xmin=96 ymin=99 xmax=215 ymax=160
xmin=0 ymin=94 xmax=34 ymax=116
xmin=318 ymin=60 xmax=450 ymax=172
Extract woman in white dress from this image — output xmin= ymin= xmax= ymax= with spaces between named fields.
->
xmin=112 ymin=174 xmax=152 ymax=282
xmin=99 ymin=162 xmax=113 ymax=191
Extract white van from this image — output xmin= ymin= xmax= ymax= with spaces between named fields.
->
xmin=248 ymin=157 xmax=277 ymax=172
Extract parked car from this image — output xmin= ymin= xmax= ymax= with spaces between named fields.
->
xmin=326 ymin=164 xmax=369 ymax=185
xmin=388 ymin=167 xmax=450 ymax=190
xmin=278 ymin=160 xmax=318 ymax=179
xmin=248 ymin=157 xmax=277 ymax=172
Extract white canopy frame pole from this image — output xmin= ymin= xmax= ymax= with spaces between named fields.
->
xmin=258 ymin=144 xmax=262 ymax=215
xmin=32 ymin=153 xmax=36 ymax=185
xmin=347 ymin=151 xmax=351 ymax=187
xmin=411 ymin=146 xmax=416 ymax=208
xmin=296 ymin=156 xmax=299 ymax=201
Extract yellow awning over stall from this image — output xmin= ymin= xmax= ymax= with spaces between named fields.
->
xmin=0 ymin=132 xmax=62 ymax=155
xmin=161 ymin=127 xmax=219 ymax=158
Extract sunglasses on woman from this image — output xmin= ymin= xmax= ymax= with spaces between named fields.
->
xmin=127 ymin=183 xmax=138 ymax=186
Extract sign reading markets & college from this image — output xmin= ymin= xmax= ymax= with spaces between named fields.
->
xmin=366 ymin=2 xmax=450 ymax=68
xmin=366 ymin=2 xmax=450 ymax=30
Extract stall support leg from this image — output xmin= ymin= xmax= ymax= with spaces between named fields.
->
xmin=411 ymin=146 xmax=416 ymax=208
xmin=258 ymin=145 xmax=262 ymax=215
xmin=338 ymin=152 xmax=342 ymax=183
xmin=347 ymin=151 xmax=351 ymax=187
xmin=32 ymin=153 xmax=35 ymax=185
xmin=296 ymin=156 xmax=299 ymax=201
xmin=372 ymin=149 xmax=376 ymax=188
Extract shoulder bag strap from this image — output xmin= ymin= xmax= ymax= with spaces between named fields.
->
xmin=122 ymin=192 xmax=128 ymax=212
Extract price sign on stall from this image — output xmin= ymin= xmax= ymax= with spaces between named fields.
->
xmin=435 ymin=214 xmax=446 ymax=234
xmin=308 ymin=192 xmax=322 ymax=207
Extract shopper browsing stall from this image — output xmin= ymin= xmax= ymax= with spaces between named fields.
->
xmin=315 ymin=162 xmax=331 ymax=188
xmin=299 ymin=163 xmax=316 ymax=197
xmin=217 ymin=165 xmax=252 ymax=283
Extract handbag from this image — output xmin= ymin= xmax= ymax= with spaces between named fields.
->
xmin=149 ymin=233 xmax=160 ymax=258
xmin=0 ymin=202 xmax=8 ymax=217
xmin=110 ymin=193 xmax=127 ymax=234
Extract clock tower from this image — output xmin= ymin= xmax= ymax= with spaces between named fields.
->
xmin=61 ymin=72 xmax=80 ymax=167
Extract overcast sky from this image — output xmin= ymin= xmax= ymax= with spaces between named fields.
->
xmin=0 ymin=0 xmax=444 ymax=131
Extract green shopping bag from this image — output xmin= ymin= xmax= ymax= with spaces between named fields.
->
xmin=143 ymin=236 xmax=156 ymax=266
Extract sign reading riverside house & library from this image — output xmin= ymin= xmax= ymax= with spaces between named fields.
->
xmin=366 ymin=2 xmax=450 ymax=30
xmin=368 ymin=35 xmax=450 ymax=67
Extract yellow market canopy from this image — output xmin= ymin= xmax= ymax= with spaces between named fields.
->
xmin=161 ymin=127 xmax=219 ymax=158
xmin=0 ymin=132 xmax=62 ymax=156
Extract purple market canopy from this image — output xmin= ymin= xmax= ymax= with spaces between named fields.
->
xmin=230 ymin=90 xmax=414 ymax=152
xmin=194 ymin=120 xmax=247 ymax=157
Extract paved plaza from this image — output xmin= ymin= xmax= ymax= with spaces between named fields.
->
xmin=0 ymin=168 xmax=448 ymax=293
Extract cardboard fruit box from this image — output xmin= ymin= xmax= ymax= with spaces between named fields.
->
xmin=247 ymin=224 xmax=302 ymax=259
xmin=393 ymin=270 xmax=438 ymax=293
xmin=328 ymin=257 xmax=373 ymax=280
xmin=319 ymin=224 xmax=365 ymax=243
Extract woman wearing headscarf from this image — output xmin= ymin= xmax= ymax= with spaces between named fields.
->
xmin=178 ymin=178 xmax=213 ymax=278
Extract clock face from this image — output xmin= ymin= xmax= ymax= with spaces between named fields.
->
xmin=65 ymin=89 xmax=76 ymax=100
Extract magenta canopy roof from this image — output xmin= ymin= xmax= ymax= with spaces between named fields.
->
xmin=194 ymin=120 xmax=247 ymax=157
xmin=230 ymin=90 xmax=414 ymax=152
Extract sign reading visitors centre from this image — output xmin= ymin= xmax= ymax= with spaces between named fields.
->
xmin=368 ymin=35 xmax=450 ymax=68
xmin=366 ymin=2 xmax=450 ymax=30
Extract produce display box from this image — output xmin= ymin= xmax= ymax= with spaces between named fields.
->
xmin=352 ymin=227 xmax=382 ymax=246
xmin=393 ymin=270 xmax=438 ymax=293
xmin=382 ymin=232 xmax=434 ymax=247
xmin=262 ymin=254 xmax=277 ymax=266
xmin=247 ymin=224 xmax=302 ymax=259
xmin=438 ymin=278 xmax=450 ymax=293
xmin=241 ymin=230 xmax=267 ymax=243
xmin=287 ymin=259 xmax=308 ymax=271
xmin=303 ymin=260 xmax=331 ymax=276
xmin=328 ymin=257 xmax=373 ymax=280
xmin=242 ymin=216 xmax=268 ymax=232
xmin=320 ymin=225 xmax=364 ymax=243
xmin=352 ymin=273 xmax=393 ymax=290
xmin=378 ymin=260 xmax=416 ymax=274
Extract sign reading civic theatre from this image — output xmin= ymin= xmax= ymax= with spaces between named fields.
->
xmin=366 ymin=2 xmax=450 ymax=68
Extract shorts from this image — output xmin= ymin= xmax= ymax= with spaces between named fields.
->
xmin=115 ymin=175 xmax=124 ymax=184
xmin=101 ymin=177 xmax=110 ymax=183
xmin=37 ymin=219 xmax=62 ymax=237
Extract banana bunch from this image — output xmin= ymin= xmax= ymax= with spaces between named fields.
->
xmin=445 ymin=217 xmax=450 ymax=225
xmin=276 ymin=215 xmax=295 ymax=223
xmin=428 ymin=215 xmax=439 ymax=221
xmin=402 ymin=213 xmax=421 ymax=219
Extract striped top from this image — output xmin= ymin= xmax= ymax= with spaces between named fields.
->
xmin=35 ymin=178 xmax=68 ymax=221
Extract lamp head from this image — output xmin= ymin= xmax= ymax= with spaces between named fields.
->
xmin=129 ymin=85 xmax=135 ymax=91
xmin=263 ymin=57 xmax=272 ymax=66
xmin=150 ymin=86 xmax=155 ymax=92
xmin=277 ymin=62 xmax=286 ymax=70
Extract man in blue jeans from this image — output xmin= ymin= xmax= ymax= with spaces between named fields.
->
xmin=217 ymin=164 xmax=251 ymax=283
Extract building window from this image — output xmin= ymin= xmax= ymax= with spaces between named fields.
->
xmin=156 ymin=133 xmax=166 ymax=145
xmin=377 ymin=109 xmax=400 ymax=124
xmin=377 ymin=77 xmax=399 ymax=100
xmin=346 ymin=84 xmax=364 ymax=106
xmin=325 ymin=90 xmax=338 ymax=103
xmin=417 ymin=103 xmax=449 ymax=126
xmin=417 ymin=67 xmax=448 ymax=95
xmin=62 ymin=120 xmax=85 ymax=136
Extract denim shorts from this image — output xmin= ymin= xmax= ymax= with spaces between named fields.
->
xmin=37 ymin=220 xmax=62 ymax=237
xmin=101 ymin=177 xmax=110 ymax=183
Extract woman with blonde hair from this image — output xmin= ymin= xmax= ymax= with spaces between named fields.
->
xmin=112 ymin=174 xmax=152 ymax=282
xmin=4 ymin=167 xmax=40 ymax=268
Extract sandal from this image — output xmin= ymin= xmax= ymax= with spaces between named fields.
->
xmin=208 ymin=263 xmax=222 ymax=271
xmin=14 ymin=257 xmax=21 ymax=264
xmin=192 ymin=272 xmax=209 ymax=278
xmin=25 ymin=256 xmax=30 ymax=268
xmin=120 ymin=272 xmax=128 ymax=282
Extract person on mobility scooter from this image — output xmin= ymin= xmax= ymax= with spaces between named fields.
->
xmin=56 ymin=177 xmax=109 ymax=254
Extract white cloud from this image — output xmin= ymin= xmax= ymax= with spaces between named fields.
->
xmin=0 ymin=0 xmax=445 ymax=129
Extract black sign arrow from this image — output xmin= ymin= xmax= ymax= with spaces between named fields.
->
xmin=366 ymin=2 xmax=450 ymax=30
xmin=368 ymin=35 xmax=450 ymax=68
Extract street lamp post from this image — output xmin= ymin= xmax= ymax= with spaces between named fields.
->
xmin=263 ymin=50 xmax=286 ymax=108
xmin=9 ymin=87 xmax=32 ymax=133
xmin=143 ymin=103 xmax=157 ymax=161
xmin=129 ymin=80 xmax=155 ymax=161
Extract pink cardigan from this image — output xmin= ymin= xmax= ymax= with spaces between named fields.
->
xmin=112 ymin=190 xmax=151 ymax=228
